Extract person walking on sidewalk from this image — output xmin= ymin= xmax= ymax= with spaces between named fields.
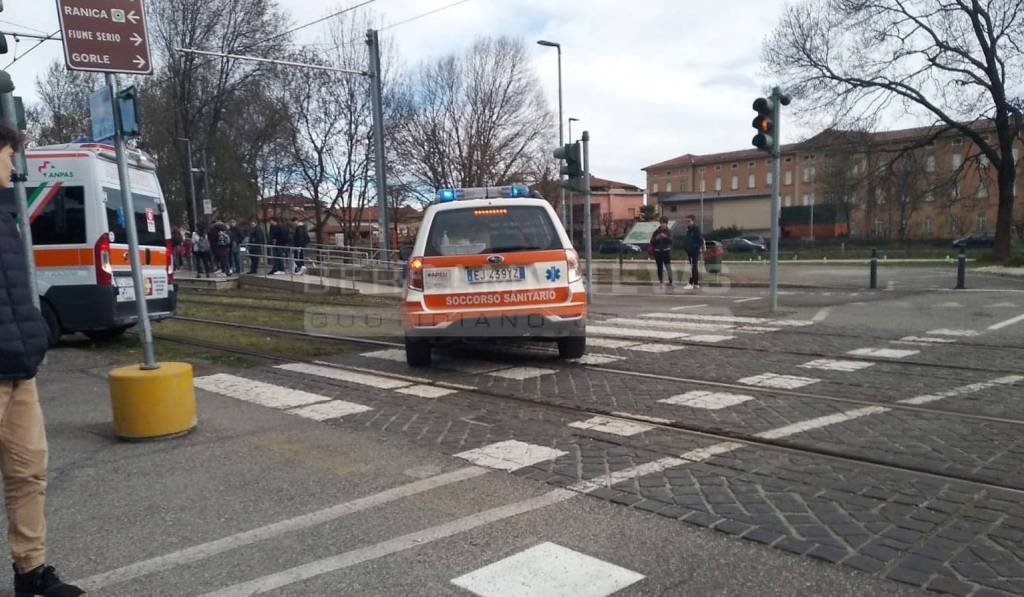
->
xmin=247 ymin=218 xmax=265 ymax=275
xmin=291 ymin=217 xmax=310 ymax=275
xmin=649 ymin=216 xmax=674 ymax=287
xmin=683 ymin=214 xmax=704 ymax=290
xmin=269 ymin=217 xmax=291 ymax=275
xmin=228 ymin=219 xmax=244 ymax=275
xmin=192 ymin=225 xmax=212 ymax=277
xmin=0 ymin=123 xmax=85 ymax=596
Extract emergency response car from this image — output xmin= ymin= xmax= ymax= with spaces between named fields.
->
xmin=401 ymin=185 xmax=586 ymax=366
xmin=23 ymin=142 xmax=176 ymax=346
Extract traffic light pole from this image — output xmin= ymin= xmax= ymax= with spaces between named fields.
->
xmin=0 ymin=71 xmax=39 ymax=311
xmin=582 ymin=131 xmax=593 ymax=301
xmin=768 ymin=87 xmax=782 ymax=313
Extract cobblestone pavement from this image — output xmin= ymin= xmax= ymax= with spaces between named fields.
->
xmin=185 ymin=287 xmax=1024 ymax=595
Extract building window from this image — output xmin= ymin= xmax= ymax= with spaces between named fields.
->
xmin=666 ymin=182 xmax=673 ymax=193
xmin=714 ymin=177 xmax=721 ymax=191
xmin=976 ymin=214 xmax=987 ymax=232
xmin=715 ymin=165 xmax=721 ymax=171
xmin=926 ymin=156 xmax=936 ymax=172
xmin=670 ymin=205 xmax=678 ymax=213
xmin=731 ymin=163 xmax=738 ymax=169
xmin=784 ymin=171 xmax=792 ymax=185
xmin=748 ymin=161 xmax=755 ymax=168
xmin=924 ymin=188 xmax=934 ymax=202
xmin=652 ymin=183 xmax=659 ymax=193
xmin=666 ymin=171 xmax=672 ymax=176
xmin=802 ymin=167 xmax=816 ymax=182
xmin=874 ymin=219 xmax=885 ymax=236
xmin=731 ymin=175 xmax=738 ymax=190
xmin=748 ymin=174 xmax=756 ymax=188
xmin=784 ymin=157 xmax=792 ymax=163
xmin=951 ymin=216 xmax=961 ymax=232
xmin=976 ymin=182 xmax=988 ymax=198
xmin=802 ymin=193 xmax=810 ymax=206
xmin=923 ymin=216 xmax=933 ymax=235
xmin=952 ymin=153 xmax=963 ymax=169
xmin=699 ymin=167 xmax=705 ymax=174
xmin=951 ymin=136 xmax=963 ymax=145
xmin=766 ymin=172 xmax=773 ymax=186
xmin=784 ymin=195 xmax=792 ymax=207
xmin=700 ymin=179 xmax=706 ymax=193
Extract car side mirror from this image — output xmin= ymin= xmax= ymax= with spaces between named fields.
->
xmin=398 ymin=245 xmax=413 ymax=261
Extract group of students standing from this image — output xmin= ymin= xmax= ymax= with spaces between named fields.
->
xmin=170 ymin=216 xmax=311 ymax=278
xmin=648 ymin=214 xmax=704 ymax=290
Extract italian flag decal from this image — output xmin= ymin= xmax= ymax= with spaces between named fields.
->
xmin=27 ymin=182 xmax=63 ymax=223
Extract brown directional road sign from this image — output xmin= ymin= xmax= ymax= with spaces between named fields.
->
xmin=55 ymin=0 xmax=153 ymax=75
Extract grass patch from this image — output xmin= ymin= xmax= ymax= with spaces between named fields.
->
xmin=180 ymin=287 xmax=400 ymax=308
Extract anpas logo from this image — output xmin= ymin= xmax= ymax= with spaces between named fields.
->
xmin=37 ymin=161 xmax=73 ymax=179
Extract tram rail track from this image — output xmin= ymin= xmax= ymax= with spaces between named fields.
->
xmin=162 ymin=316 xmax=1024 ymax=496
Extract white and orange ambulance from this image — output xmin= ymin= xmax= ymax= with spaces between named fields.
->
xmin=21 ymin=142 xmax=176 ymax=345
xmin=401 ymin=185 xmax=586 ymax=366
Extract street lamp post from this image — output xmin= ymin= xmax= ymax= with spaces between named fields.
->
xmin=177 ymin=138 xmax=199 ymax=231
xmin=537 ymin=40 xmax=566 ymax=232
xmin=568 ymin=117 xmax=579 ymax=243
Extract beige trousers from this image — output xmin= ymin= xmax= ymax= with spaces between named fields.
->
xmin=0 ymin=378 xmax=48 ymax=573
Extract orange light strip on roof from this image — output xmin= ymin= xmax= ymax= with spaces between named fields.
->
xmin=473 ymin=208 xmax=508 ymax=216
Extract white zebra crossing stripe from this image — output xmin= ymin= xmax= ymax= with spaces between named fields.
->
xmin=288 ymin=400 xmax=373 ymax=421
xmin=194 ymin=374 xmax=333 ymax=409
xmin=450 ymin=542 xmax=645 ymax=597
xmin=799 ymin=359 xmax=874 ymax=372
xmin=738 ymin=373 xmax=820 ymax=389
xmin=359 ymin=349 xmax=406 ymax=362
xmin=455 ymin=440 xmax=567 ymax=471
xmin=572 ymin=354 xmax=626 ymax=365
xmin=395 ymin=385 xmax=459 ymax=398
xmin=660 ymin=391 xmax=755 ymax=410
xmin=895 ymin=336 xmax=955 ymax=345
xmin=568 ymin=416 xmax=653 ymax=437
xmin=847 ymin=348 xmax=920 ymax=359
xmin=487 ymin=367 xmax=557 ymax=380
xmin=586 ymin=338 xmax=641 ymax=349
xmin=927 ymin=329 xmax=981 ymax=337
xmin=639 ymin=313 xmax=768 ymax=324
xmin=603 ymin=317 xmax=735 ymax=332
xmin=629 ymin=343 xmax=685 ymax=353
xmin=276 ymin=363 xmax=412 ymax=389
xmin=588 ymin=325 xmax=686 ymax=340
xmin=685 ymin=334 xmax=736 ymax=343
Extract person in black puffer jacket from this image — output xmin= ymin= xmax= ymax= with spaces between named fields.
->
xmin=0 ymin=123 xmax=84 ymax=596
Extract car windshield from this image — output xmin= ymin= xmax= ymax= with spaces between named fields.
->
xmin=425 ymin=206 xmax=561 ymax=256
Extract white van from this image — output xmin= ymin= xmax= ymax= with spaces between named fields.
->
xmin=21 ymin=142 xmax=176 ymax=345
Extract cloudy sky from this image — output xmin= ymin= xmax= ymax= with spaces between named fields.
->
xmin=2 ymin=0 xmax=814 ymax=187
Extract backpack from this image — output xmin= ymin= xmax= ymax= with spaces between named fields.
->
xmin=217 ymin=230 xmax=231 ymax=247
xmin=195 ymin=235 xmax=211 ymax=253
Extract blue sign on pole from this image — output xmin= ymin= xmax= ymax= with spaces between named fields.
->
xmin=90 ymin=87 xmax=115 ymax=142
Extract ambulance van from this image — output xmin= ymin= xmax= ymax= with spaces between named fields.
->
xmin=401 ymin=185 xmax=587 ymax=366
xmin=22 ymin=142 xmax=176 ymax=345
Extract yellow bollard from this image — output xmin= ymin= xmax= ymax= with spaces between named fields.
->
xmin=108 ymin=362 xmax=197 ymax=441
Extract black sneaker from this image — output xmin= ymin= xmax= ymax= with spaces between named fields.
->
xmin=13 ymin=564 xmax=85 ymax=597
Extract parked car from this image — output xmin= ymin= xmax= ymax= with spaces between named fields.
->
xmin=722 ymin=237 xmax=767 ymax=253
xmin=598 ymin=239 xmax=643 ymax=255
xmin=742 ymin=235 xmax=767 ymax=246
xmin=952 ymin=233 xmax=995 ymax=249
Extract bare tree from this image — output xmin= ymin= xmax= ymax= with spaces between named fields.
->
xmin=764 ymin=0 xmax=1024 ymax=258
xmin=30 ymin=61 xmax=101 ymax=145
xmin=149 ymin=0 xmax=289 ymax=228
xmin=394 ymin=36 xmax=554 ymax=203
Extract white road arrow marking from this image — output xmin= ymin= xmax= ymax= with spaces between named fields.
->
xmin=133 ymin=55 xmax=147 ymax=69
xmin=130 ymin=33 xmax=143 ymax=46
xmin=127 ymin=10 xmax=140 ymax=24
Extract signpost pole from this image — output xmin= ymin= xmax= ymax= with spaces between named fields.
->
xmin=107 ymin=73 xmax=157 ymax=370
xmin=582 ymin=131 xmax=593 ymax=301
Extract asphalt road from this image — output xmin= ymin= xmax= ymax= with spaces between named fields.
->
xmin=6 ymin=276 xmax=1024 ymax=596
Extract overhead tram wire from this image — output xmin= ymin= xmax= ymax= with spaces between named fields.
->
xmin=3 ymin=30 xmax=60 ymax=70
xmin=380 ymin=0 xmax=475 ymax=31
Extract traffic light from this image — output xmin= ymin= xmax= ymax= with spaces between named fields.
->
xmin=553 ymin=142 xmax=583 ymax=191
xmin=752 ymin=97 xmax=776 ymax=152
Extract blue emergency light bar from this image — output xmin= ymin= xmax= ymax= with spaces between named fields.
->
xmin=435 ymin=184 xmax=532 ymax=202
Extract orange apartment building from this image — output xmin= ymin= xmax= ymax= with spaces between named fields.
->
xmin=565 ymin=176 xmax=645 ymax=241
xmin=643 ymin=123 xmax=1024 ymax=240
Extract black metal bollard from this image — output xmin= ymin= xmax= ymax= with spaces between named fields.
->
xmin=955 ymin=247 xmax=966 ymax=289
xmin=869 ymin=248 xmax=878 ymax=289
